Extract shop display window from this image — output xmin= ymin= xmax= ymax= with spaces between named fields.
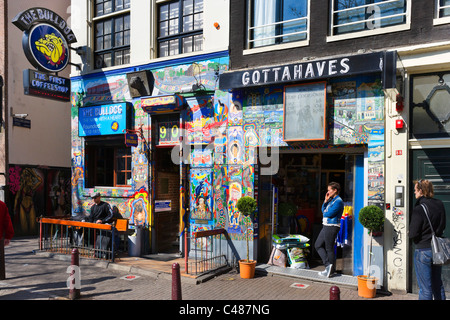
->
xmin=85 ymin=137 xmax=132 ymax=188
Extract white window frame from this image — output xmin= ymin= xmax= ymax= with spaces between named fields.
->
xmin=92 ymin=2 xmax=131 ymax=70
xmin=434 ymin=0 xmax=450 ymax=25
xmin=244 ymin=0 xmax=310 ymax=55
xmin=327 ymin=0 xmax=411 ymax=43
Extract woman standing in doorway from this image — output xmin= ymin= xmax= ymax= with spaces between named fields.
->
xmin=409 ymin=179 xmax=446 ymax=300
xmin=315 ymin=182 xmax=344 ymax=278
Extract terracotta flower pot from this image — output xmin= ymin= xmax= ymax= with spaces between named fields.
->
xmin=239 ymin=260 xmax=256 ymax=279
xmin=357 ymin=275 xmax=378 ymax=298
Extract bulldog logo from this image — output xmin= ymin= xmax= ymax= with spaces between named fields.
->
xmin=34 ymin=33 xmax=67 ymax=67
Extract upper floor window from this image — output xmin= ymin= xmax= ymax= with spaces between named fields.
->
xmin=437 ymin=0 xmax=450 ymax=18
xmin=411 ymin=72 xmax=450 ymax=139
xmin=94 ymin=0 xmax=131 ymax=69
xmin=330 ymin=0 xmax=408 ymax=37
xmin=247 ymin=0 xmax=309 ymax=49
xmin=158 ymin=0 xmax=204 ymax=57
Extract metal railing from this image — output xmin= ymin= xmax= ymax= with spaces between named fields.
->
xmin=38 ymin=217 xmax=118 ymax=262
xmin=185 ymin=228 xmax=239 ymax=276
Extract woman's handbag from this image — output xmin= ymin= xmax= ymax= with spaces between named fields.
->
xmin=421 ymin=204 xmax=450 ymax=265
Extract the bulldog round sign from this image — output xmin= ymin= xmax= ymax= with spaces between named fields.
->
xmin=12 ymin=8 xmax=77 ymax=73
xmin=25 ymin=23 xmax=70 ymax=73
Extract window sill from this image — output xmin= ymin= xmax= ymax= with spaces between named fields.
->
xmin=243 ymin=40 xmax=309 ymax=56
xmin=83 ymin=186 xmax=133 ymax=198
xmin=433 ymin=17 xmax=450 ymax=26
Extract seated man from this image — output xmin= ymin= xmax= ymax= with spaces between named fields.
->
xmin=87 ymin=193 xmax=113 ymax=224
xmin=87 ymin=193 xmax=114 ymax=258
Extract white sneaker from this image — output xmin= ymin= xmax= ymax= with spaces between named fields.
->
xmin=326 ymin=264 xmax=333 ymax=278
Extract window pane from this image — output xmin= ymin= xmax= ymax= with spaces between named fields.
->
xmin=116 ymin=17 xmax=124 ymax=31
xmin=103 ymin=53 xmax=112 ymax=67
xmin=160 ymin=20 xmax=168 ymax=37
xmin=104 ymin=34 xmax=112 ymax=49
xmin=117 ymin=172 xmax=126 ymax=185
xmin=169 ymin=18 xmax=179 ymax=35
xmin=115 ymin=32 xmax=123 ymax=46
xmin=194 ymin=34 xmax=203 ymax=51
xmin=104 ymin=0 xmax=113 ymax=14
xmin=96 ymin=22 xmax=104 ymax=36
xmin=194 ymin=12 xmax=203 ymax=30
xmin=124 ymin=15 xmax=130 ymax=29
xmin=160 ymin=4 xmax=169 ymax=21
xmin=170 ymin=3 xmax=179 ymax=19
xmin=104 ymin=20 xmax=112 ymax=34
xmin=183 ymin=36 xmax=193 ymax=53
xmin=183 ymin=15 xmax=193 ymax=32
xmin=333 ymin=0 xmax=407 ymax=35
xmin=115 ymin=0 xmax=124 ymax=11
xmin=96 ymin=4 xmax=104 ymax=16
xmin=96 ymin=37 xmax=104 ymax=50
xmin=124 ymin=30 xmax=130 ymax=45
xmin=160 ymin=41 xmax=169 ymax=57
xmin=194 ymin=0 xmax=203 ymax=13
xmin=412 ymin=73 xmax=450 ymax=137
xmin=169 ymin=39 xmax=179 ymax=55
xmin=184 ymin=0 xmax=194 ymax=15
xmin=123 ymin=49 xmax=130 ymax=64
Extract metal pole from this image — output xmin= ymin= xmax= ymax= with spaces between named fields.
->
xmin=171 ymin=263 xmax=182 ymax=300
xmin=69 ymin=248 xmax=81 ymax=300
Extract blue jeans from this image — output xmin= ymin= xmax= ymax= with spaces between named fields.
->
xmin=414 ymin=248 xmax=446 ymax=300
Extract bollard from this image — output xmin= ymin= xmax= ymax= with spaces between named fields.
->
xmin=330 ymin=286 xmax=340 ymax=300
xmin=69 ymin=248 xmax=81 ymax=300
xmin=172 ymin=262 xmax=182 ymax=300
xmin=0 ymin=239 xmax=5 ymax=280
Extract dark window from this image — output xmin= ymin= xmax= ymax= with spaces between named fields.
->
xmin=85 ymin=137 xmax=131 ymax=187
xmin=158 ymin=0 xmax=203 ymax=57
xmin=411 ymin=72 xmax=450 ymax=139
xmin=94 ymin=0 xmax=130 ymax=69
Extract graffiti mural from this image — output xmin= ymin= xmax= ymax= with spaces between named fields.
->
xmin=8 ymin=166 xmax=71 ymax=235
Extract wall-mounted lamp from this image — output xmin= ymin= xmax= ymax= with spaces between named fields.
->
xmin=214 ymin=22 xmax=220 ymax=30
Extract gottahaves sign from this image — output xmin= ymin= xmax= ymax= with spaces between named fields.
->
xmin=13 ymin=8 xmax=77 ymax=73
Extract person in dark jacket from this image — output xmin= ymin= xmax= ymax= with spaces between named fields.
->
xmin=409 ymin=179 xmax=446 ymax=300
xmin=87 ymin=193 xmax=113 ymax=224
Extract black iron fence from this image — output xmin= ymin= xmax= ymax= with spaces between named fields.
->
xmin=186 ymin=228 xmax=239 ymax=276
xmin=38 ymin=217 xmax=117 ymax=262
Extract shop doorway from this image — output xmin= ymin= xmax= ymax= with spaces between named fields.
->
xmin=410 ymin=149 xmax=450 ymax=295
xmin=258 ymin=152 xmax=359 ymax=276
xmin=152 ymin=114 xmax=181 ymax=254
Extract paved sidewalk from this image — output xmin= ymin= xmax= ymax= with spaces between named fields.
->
xmin=0 ymin=237 xmax=418 ymax=301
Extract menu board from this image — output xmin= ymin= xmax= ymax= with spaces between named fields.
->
xmin=283 ymin=82 xmax=327 ymax=141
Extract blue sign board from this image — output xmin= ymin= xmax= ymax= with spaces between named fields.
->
xmin=79 ymin=103 xmax=127 ymax=137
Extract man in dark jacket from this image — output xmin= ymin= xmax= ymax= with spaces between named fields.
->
xmin=409 ymin=179 xmax=446 ymax=300
xmin=87 ymin=193 xmax=113 ymax=224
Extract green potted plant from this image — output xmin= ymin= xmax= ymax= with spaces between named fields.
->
xmin=236 ymin=196 xmax=258 ymax=279
xmin=357 ymin=205 xmax=385 ymax=298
